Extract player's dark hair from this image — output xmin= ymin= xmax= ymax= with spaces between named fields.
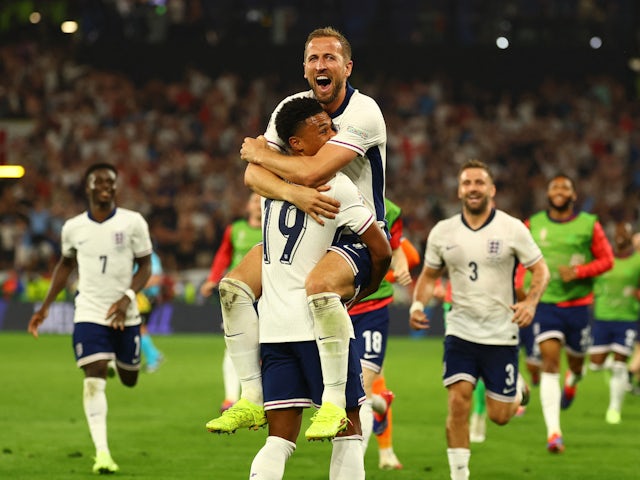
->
xmin=459 ymin=159 xmax=494 ymax=182
xmin=305 ymin=26 xmax=352 ymax=62
xmin=548 ymin=172 xmax=576 ymax=190
xmin=83 ymin=162 xmax=118 ymax=186
xmin=275 ymin=97 xmax=325 ymax=146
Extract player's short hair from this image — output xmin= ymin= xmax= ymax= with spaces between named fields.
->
xmin=548 ymin=172 xmax=576 ymax=190
xmin=305 ymin=26 xmax=352 ymax=62
xmin=275 ymin=97 xmax=325 ymax=146
xmin=458 ymin=159 xmax=494 ymax=182
xmin=83 ymin=162 xmax=118 ymax=186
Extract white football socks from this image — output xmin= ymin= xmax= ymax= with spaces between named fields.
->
xmin=540 ymin=372 xmax=561 ymax=437
xmin=609 ymin=361 xmax=628 ymax=412
xmin=447 ymin=448 xmax=470 ymax=480
xmin=330 ymin=435 xmax=365 ymax=480
xmin=249 ymin=436 xmax=296 ymax=480
xmin=308 ymin=293 xmax=351 ymax=409
xmin=359 ymin=399 xmax=374 ymax=455
xmin=222 ymin=348 xmax=240 ymax=403
xmin=219 ymin=278 xmax=262 ymax=405
xmin=83 ymin=377 xmax=109 ymax=454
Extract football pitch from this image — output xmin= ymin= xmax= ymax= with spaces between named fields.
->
xmin=1 ymin=332 xmax=637 ymax=479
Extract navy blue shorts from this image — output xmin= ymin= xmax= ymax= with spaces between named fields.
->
xmin=589 ymin=320 xmax=637 ymax=356
xmin=519 ymin=322 xmax=540 ymax=363
xmin=443 ymin=335 xmax=520 ymax=402
xmin=72 ymin=322 xmax=142 ymax=371
xmin=351 ymin=305 xmax=389 ymax=373
xmin=260 ymin=339 xmax=365 ymax=411
xmin=534 ymin=303 xmax=591 ymax=356
xmin=329 ymin=235 xmax=372 ymax=303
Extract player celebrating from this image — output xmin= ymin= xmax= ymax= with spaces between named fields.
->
xmin=524 ymin=173 xmax=613 ymax=453
xmin=410 ymin=160 xmax=549 ymax=480
xmin=28 ymin=163 xmax=152 ymax=474
xmin=207 ymin=26 xmax=388 ymax=441
xmin=249 ymin=96 xmax=391 ymax=479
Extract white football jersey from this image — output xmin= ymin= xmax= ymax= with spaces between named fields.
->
xmin=264 ymin=85 xmax=387 ymax=224
xmin=258 ymin=173 xmax=375 ymax=342
xmin=425 ymin=209 xmax=543 ymax=345
xmin=61 ymin=208 xmax=153 ymax=326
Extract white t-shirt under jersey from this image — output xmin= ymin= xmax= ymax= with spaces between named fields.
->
xmin=61 ymin=207 xmax=153 ymax=326
xmin=425 ymin=209 xmax=543 ymax=345
xmin=263 ymin=85 xmax=387 ymax=224
xmin=258 ymin=173 xmax=375 ymax=343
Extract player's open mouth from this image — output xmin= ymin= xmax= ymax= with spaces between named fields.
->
xmin=316 ymin=76 xmax=331 ymax=88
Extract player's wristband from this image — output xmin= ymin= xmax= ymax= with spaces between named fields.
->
xmin=410 ymin=301 xmax=425 ymax=314
xmin=124 ymin=288 xmax=136 ymax=302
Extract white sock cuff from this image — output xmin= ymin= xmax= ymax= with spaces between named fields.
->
xmin=219 ymin=278 xmax=256 ymax=303
xmin=612 ymin=361 xmax=628 ymax=373
xmin=84 ymin=377 xmax=107 ymax=390
xmin=447 ymin=448 xmax=471 ymax=455
xmin=307 ymin=292 xmax=342 ymax=308
xmin=266 ymin=435 xmax=297 ymax=455
xmin=331 ymin=434 xmax=363 ymax=443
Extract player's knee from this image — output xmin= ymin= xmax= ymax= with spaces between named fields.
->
xmin=120 ymin=374 xmax=138 ymax=388
xmin=219 ymin=278 xmax=256 ymax=305
xmin=304 ymin=275 xmax=331 ymax=296
xmin=489 ymin=410 xmax=510 ymax=426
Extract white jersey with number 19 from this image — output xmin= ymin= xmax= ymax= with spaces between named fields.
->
xmin=258 ymin=173 xmax=375 ymax=343
xmin=425 ymin=209 xmax=543 ymax=345
xmin=61 ymin=208 xmax=153 ymax=326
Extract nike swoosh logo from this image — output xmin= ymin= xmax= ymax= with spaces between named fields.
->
xmin=224 ymin=333 xmax=243 ymax=338
xmin=363 ymin=353 xmax=378 ymax=359
xmin=445 ymin=245 xmax=458 ymax=250
xmin=318 ymin=336 xmax=335 ymax=341
xmin=503 ymin=387 xmax=516 ymax=394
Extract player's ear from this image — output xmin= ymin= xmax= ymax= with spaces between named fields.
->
xmin=289 ymin=136 xmax=303 ymax=154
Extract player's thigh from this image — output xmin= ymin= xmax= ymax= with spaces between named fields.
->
xmin=563 ymin=305 xmax=591 ymax=356
xmin=114 ymin=325 xmax=142 ymax=386
xmin=306 ymin=250 xmax=356 ymax=299
xmin=479 ymin=344 xmax=519 ymax=403
xmin=72 ymin=322 xmax=114 ymax=373
xmin=225 ymin=244 xmax=263 ymax=297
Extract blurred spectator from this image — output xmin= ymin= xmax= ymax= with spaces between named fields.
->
xmin=0 ymin=39 xmax=638 ymax=302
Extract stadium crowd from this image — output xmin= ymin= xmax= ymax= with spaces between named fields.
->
xmin=1 ymin=40 xmax=639 ymax=301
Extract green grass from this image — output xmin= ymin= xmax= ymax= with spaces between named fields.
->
xmin=1 ymin=332 xmax=638 ymax=479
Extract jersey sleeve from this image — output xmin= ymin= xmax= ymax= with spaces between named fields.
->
xmin=575 ymin=221 xmax=614 ymax=279
xmin=132 ymin=213 xmax=153 ymax=257
xmin=424 ymin=222 xmax=445 ymax=269
xmin=327 ymin=97 xmax=386 ymax=156
xmin=60 ymin=220 xmax=76 ymax=258
xmin=512 ymin=219 xmax=543 ymax=268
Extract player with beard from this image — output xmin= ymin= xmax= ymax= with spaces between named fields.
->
xmin=207 ymin=26 xmax=388 ymax=441
xmin=410 ymin=160 xmax=549 ymax=480
xmin=521 ymin=173 xmax=613 ymax=453
xmin=28 ymin=163 xmax=152 ymax=474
